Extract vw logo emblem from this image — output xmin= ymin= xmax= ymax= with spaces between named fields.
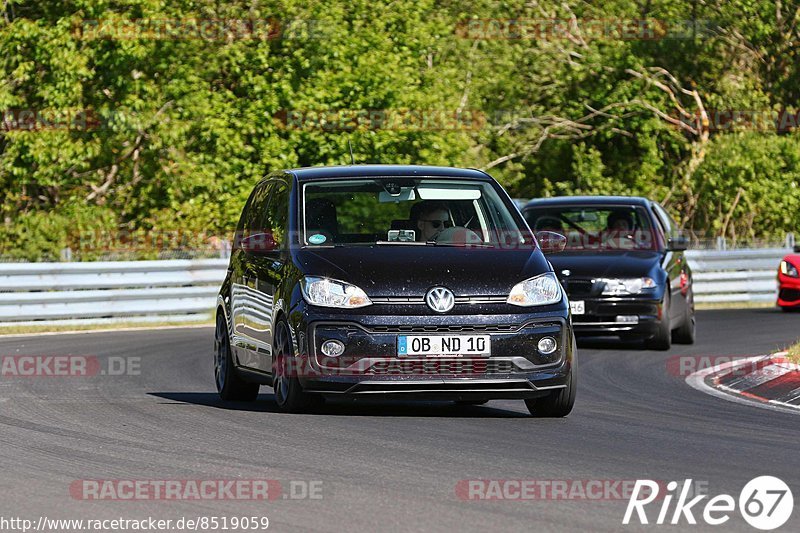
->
xmin=561 ymin=269 xmax=571 ymax=277
xmin=426 ymin=287 xmax=455 ymax=313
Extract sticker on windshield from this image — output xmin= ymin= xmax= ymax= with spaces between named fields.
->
xmin=308 ymin=234 xmax=327 ymax=245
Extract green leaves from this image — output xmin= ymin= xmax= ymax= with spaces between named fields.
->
xmin=1 ymin=0 xmax=799 ymax=259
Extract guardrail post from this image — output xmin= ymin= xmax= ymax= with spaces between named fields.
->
xmin=59 ymin=247 xmax=73 ymax=262
xmin=787 ymin=233 xmax=795 ymax=249
xmin=715 ymin=236 xmax=727 ymax=251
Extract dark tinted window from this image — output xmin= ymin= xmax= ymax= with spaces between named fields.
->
xmin=262 ymin=181 xmax=289 ymax=247
xmin=524 ymin=205 xmax=658 ymax=251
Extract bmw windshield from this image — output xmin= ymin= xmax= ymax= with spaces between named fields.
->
xmin=524 ymin=205 xmax=661 ymax=252
xmin=301 ymin=178 xmax=533 ymax=248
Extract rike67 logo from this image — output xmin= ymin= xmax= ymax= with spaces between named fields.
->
xmin=624 ymin=476 xmax=794 ymax=530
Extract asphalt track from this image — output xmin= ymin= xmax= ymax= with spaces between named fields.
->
xmin=0 ymin=308 xmax=799 ymax=532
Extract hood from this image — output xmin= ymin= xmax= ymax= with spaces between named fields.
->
xmin=546 ymin=250 xmax=662 ymax=279
xmin=784 ymin=253 xmax=800 ymax=266
xmin=294 ymin=246 xmax=550 ymax=297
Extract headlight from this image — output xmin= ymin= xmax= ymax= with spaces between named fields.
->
xmin=301 ymin=277 xmax=372 ymax=308
xmin=780 ymin=261 xmax=800 ymax=278
xmin=601 ymin=277 xmax=657 ymax=295
xmin=507 ymin=272 xmax=562 ymax=307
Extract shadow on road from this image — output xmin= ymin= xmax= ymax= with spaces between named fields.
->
xmin=576 ymin=337 xmax=647 ymax=351
xmin=148 ymin=392 xmax=531 ymax=418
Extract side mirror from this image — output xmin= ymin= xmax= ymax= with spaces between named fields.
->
xmin=667 ymin=235 xmax=688 ymax=251
xmin=794 ymin=244 xmax=800 ymax=254
xmin=535 ymin=231 xmax=567 ymax=254
xmin=240 ymin=232 xmax=280 ymax=253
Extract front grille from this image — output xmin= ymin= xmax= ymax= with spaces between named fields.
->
xmin=365 ymin=359 xmax=517 ymax=375
xmin=564 ymin=279 xmax=594 ymax=297
xmin=367 ymin=324 xmax=520 ymax=334
xmin=370 ymin=295 xmax=508 ymax=305
xmin=780 ymin=288 xmax=800 ymax=302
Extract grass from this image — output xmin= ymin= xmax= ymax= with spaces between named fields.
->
xmin=785 ymin=342 xmax=800 ymax=364
xmin=0 ymin=318 xmax=214 ymax=337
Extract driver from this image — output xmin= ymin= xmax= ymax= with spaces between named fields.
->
xmin=410 ymin=201 xmax=452 ymax=241
xmin=607 ymin=210 xmax=635 ymax=232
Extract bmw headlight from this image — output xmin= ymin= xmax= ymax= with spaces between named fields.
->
xmin=301 ymin=277 xmax=372 ymax=308
xmin=780 ymin=260 xmax=800 ymax=278
xmin=507 ymin=272 xmax=562 ymax=307
xmin=601 ymin=277 xmax=657 ymax=295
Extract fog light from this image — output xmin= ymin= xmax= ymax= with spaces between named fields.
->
xmin=321 ymin=339 xmax=345 ymax=357
xmin=537 ymin=336 xmax=558 ymax=355
xmin=616 ymin=315 xmax=639 ymax=324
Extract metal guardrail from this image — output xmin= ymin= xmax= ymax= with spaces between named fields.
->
xmin=0 ymin=259 xmax=228 ymax=327
xmin=686 ymin=248 xmax=785 ymax=304
xmin=0 ymin=249 xmax=790 ymax=326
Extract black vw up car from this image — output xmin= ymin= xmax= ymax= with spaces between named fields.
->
xmin=214 ymin=165 xmax=576 ymax=416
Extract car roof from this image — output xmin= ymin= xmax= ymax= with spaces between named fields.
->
xmin=285 ymin=164 xmax=492 ymax=182
xmin=523 ymin=196 xmax=653 ymax=209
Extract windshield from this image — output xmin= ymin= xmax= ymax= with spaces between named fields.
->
xmin=301 ymin=178 xmax=531 ymax=247
xmin=524 ymin=205 xmax=660 ymax=252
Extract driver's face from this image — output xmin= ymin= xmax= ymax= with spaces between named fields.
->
xmin=417 ymin=209 xmax=450 ymax=241
xmin=610 ymin=219 xmax=631 ymax=231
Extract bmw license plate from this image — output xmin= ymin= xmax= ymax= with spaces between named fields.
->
xmin=397 ymin=335 xmax=491 ymax=357
xmin=570 ymin=300 xmax=585 ymax=315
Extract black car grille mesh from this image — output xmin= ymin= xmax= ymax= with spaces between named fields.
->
xmin=564 ymin=280 xmax=594 ymax=297
xmin=780 ymin=288 xmax=800 ymax=302
xmin=368 ymin=324 xmax=518 ymax=333
xmin=365 ymin=359 xmax=517 ymax=375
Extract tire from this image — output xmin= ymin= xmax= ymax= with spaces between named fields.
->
xmin=272 ymin=320 xmax=323 ymax=413
xmin=645 ymin=291 xmax=672 ymax=350
xmin=673 ymin=293 xmax=696 ymax=345
xmin=525 ymin=344 xmax=577 ymax=418
xmin=214 ymin=313 xmax=260 ymax=401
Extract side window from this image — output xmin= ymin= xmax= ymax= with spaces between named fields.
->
xmin=653 ymin=204 xmax=673 ymax=234
xmin=650 ymin=205 xmax=668 ymax=247
xmin=234 ymin=183 xmax=270 ymax=249
xmin=246 ymin=182 xmax=273 ymax=235
xmin=261 ymin=182 xmax=289 ymax=248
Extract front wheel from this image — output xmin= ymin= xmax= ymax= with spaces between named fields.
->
xmin=525 ymin=346 xmax=577 ymax=418
xmin=645 ymin=292 xmax=672 ymax=350
xmin=272 ymin=321 xmax=323 ymax=413
xmin=673 ymin=294 xmax=696 ymax=344
xmin=214 ymin=313 xmax=259 ymax=402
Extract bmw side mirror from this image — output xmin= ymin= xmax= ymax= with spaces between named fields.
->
xmin=535 ymin=231 xmax=567 ymax=254
xmin=667 ymin=235 xmax=688 ymax=252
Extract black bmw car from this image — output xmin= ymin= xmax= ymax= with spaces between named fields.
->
xmin=522 ymin=196 xmax=695 ymax=350
xmin=214 ymin=165 xmax=576 ymax=416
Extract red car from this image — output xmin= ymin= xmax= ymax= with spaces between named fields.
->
xmin=778 ymin=245 xmax=800 ymax=310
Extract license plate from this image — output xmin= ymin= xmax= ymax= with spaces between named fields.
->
xmin=397 ymin=335 xmax=491 ymax=356
xmin=570 ymin=300 xmax=585 ymax=315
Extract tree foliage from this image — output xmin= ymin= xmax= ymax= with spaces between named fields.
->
xmin=1 ymin=0 xmax=799 ymax=259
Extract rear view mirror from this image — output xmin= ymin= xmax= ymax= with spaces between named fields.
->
xmin=667 ymin=235 xmax=688 ymax=251
xmin=535 ymin=231 xmax=567 ymax=254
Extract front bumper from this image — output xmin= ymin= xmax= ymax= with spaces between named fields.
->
xmin=569 ymin=297 xmax=663 ymax=338
xmin=287 ymin=307 xmax=575 ymax=400
xmin=778 ymin=274 xmax=800 ymax=307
